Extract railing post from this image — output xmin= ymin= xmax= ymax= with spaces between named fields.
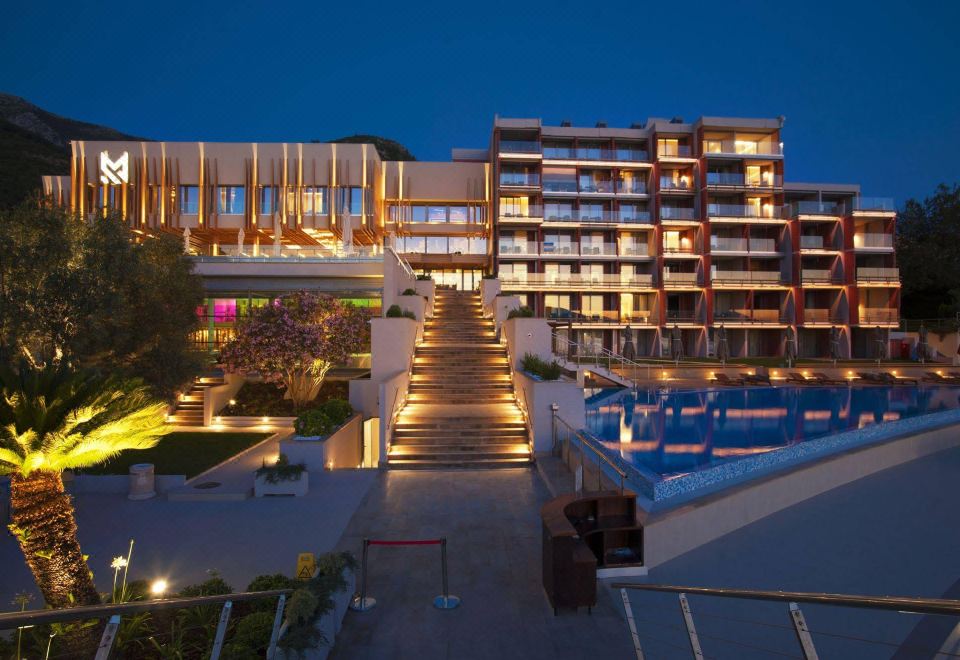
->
xmin=678 ymin=593 xmax=705 ymax=659
xmin=619 ymin=589 xmax=646 ymax=660
xmin=265 ymin=593 xmax=287 ymax=660
xmin=789 ymin=603 xmax=820 ymax=660
xmin=209 ymin=600 xmax=232 ymax=660
xmin=350 ymin=538 xmax=376 ymax=611
xmin=94 ymin=614 xmax=121 ymax=660
xmin=433 ymin=537 xmax=461 ymax=609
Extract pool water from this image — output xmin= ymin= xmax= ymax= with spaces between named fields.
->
xmin=585 ymin=385 xmax=960 ymax=480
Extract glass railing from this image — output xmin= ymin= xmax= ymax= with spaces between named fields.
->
xmin=665 ymin=310 xmax=700 ymax=322
xmin=578 ymin=180 xmax=615 ymax=193
xmin=501 ymin=273 xmax=655 ymax=290
xmin=617 ymin=181 xmax=648 ymax=195
xmin=707 ymin=204 xmax=785 ymax=219
xmin=712 ymin=271 xmax=782 ymax=284
xmin=859 ymin=308 xmax=899 ymax=323
xmin=662 ymin=244 xmax=697 ymax=254
xmin=660 ymin=177 xmax=693 ymax=190
xmin=542 ymin=147 xmax=650 ymax=162
xmin=614 ymin=148 xmax=649 ymax=161
xmin=804 ymin=309 xmax=835 ymax=323
xmin=498 ymin=242 xmax=538 ymax=256
xmin=789 ymin=201 xmax=842 ymax=217
xmin=702 ymin=140 xmax=782 ymax=156
xmin=579 ymin=243 xmax=618 ymax=256
xmin=499 ymin=205 xmax=544 ymax=219
xmin=619 ymin=244 xmax=650 ymax=257
xmin=801 ymin=269 xmax=837 ymax=283
xmin=662 ymin=271 xmax=699 ymax=284
xmin=540 ymin=242 xmax=578 ymax=256
xmin=499 ymin=140 xmax=541 ymax=154
xmin=707 ymin=172 xmax=744 ymax=186
xmin=853 ymin=233 xmax=894 ymax=249
xmin=500 ymin=173 xmax=540 ymax=187
xmin=201 ymin=246 xmax=382 ymax=261
xmin=856 ymin=267 xmax=899 ymax=281
xmin=619 ymin=211 xmax=652 ymax=223
xmin=851 ymin=197 xmax=895 ymax=212
xmin=711 ymin=237 xmax=748 ymax=251
xmin=714 ymin=308 xmax=784 ymax=323
xmin=660 ymin=207 xmax=696 ymax=221
xmin=545 ymin=210 xmax=617 ymax=223
xmin=659 ymin=145 xmax=693 ymax=157
xmin=749 ymin=238 xmax=777 ymax=252
xmin=800 ymin=235 xmax=825 ymax=249
xmin=542 ymin=180 xmax=578 ymax=193
xmin=543 ymin=147 xmax=576 ymax=159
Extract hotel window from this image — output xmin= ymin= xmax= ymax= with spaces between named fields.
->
xmin=545 ymin=294 xmax=572 ymax=318
xmin=449 ymin=206 xmax=468 ymax=223
xmin=179 ymin=185 xmax=199 ymax=214
xmin=404 ymin=236 xmax=426 ymax=253
xmin=449 ymin=237 xmax=468 ymax=254
xmin=259 ymin=186 xmax=277 ymax=214
xmin=218 ymin=186 xmax=245 ymax=215
xmin=427 ymin=206 xmax=447 ymax=223
xmin=470 ymin=237 xmax=487 ymax=254
xmin=734 ymin=139 xmax=758 ymax=155
xmin=335 ymin=187 xmax=366 ymax=215
xmin=704 ymin=139 xmax=723 ymax=154
xmin=301 ymin=187 xmax=328 ymax=216
xmin=500 ymin=197 xmax=529 ymax=218
xmin=426 ymin=237 xmax=447 ymax=253
xmin=658 ymin=138 xmax=680 ymax=157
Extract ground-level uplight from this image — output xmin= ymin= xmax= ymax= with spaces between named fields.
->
xmin=151 ymin=579 xmax=168 ymax=597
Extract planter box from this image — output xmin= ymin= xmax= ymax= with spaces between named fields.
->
xmin=514 ymin=370 xmax=585 ymax=454
xmin=279 ymin=415 xmax=363 ymax=470
xmin=276 ymin=568 xmax=355 ymax=660
xmin=254 ymin=472 xmax=308 ymax=497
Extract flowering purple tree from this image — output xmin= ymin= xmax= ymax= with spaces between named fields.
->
xmin=220 ymin=291 xmax=369 ymax=408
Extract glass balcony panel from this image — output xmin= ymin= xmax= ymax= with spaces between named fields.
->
xmin=801 ymin=269 xmax=836 ymax=283
xmin=853 ymin=233 xmax=893 ymax=248
xmin=619 ymin=243 xmax=650 ymax=257
xmin=499 ymin=140 xmax=541 ymax=153
xmin=579 ymin=242 xmax=618 ymax=256
xmin=790 ymin=201 xmax=842 ymax=216
xmin=616 ymin=180 xmax=648 ymax=195
xmin=711 ymin=237 xmax=748 ymax=251
xmin=749 ymin=238 xmax=777 ymax=252
xmin=660 ymin=177 xmax=692 ymax=190
xmin=499 ymin=204 xmax=544 ymax=219
xmin=856 ymin=267 xmax=899 ymax=281
xmin=800 ymin=235 xmax=825 ymax=249
xmin=852 ymin=197 xmax=895 ymax=212
xmin=860 ymin=308 xmax=898 ymax=323
xmin=660 ymin=207 xmax=696 ymax=220
xmin=702 ymin=139 xmax=782 ymax=156
xmin=618 ymin=210 xmax=652 ymax=224
xmin=539 ymin=242 xmax=578 ymax=256
xmin=500 ymin=173 xmax=540 ymax=187
xmin=712 ymin=270 xmax=782 ymax=284
xmin=542 ymin=180 xmax=578 ymax=193
xmin=707 ymin=204 xmax=784 ymax=219
xmin=662 ymin=271 xmax=699 ymax=284
xmin=543 ymin=146 xmax=576 ymax=159
xmin=498 ymin=241 xmax=537 ymax=256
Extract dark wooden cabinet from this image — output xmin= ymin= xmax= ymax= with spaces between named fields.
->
xmin=541 ymin=490 xmax=644 ymax=613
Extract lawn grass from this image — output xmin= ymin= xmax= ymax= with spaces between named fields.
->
xmin=82 ymin=432 xmax=273 ymax=478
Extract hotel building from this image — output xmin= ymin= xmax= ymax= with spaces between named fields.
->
xmin=41 ymin=114 xmax=899 ymax=360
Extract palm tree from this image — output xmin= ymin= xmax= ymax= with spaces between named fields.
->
xmin=0 ymin=361 xmax=167 ymax=651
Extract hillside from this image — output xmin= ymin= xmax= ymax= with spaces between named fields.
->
xmin=329 ymin=134 xmax=416 ymax=161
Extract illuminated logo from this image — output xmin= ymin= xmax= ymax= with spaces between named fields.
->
xmin=99 ymin=151 xmax=129 ymax=184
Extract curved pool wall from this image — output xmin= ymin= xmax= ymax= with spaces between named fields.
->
xmin=581 ymin=386 xmax=960 ymax=503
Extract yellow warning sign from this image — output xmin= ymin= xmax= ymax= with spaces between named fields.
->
xmin=296 ymin=553 xmax=315 ymax=580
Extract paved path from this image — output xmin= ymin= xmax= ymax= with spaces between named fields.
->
xmin=329 ymin=468 xmax=636 ymax=660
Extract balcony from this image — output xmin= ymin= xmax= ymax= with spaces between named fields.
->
xmin=851 ymin=197 xmax=895 ymax=213
xmin=856 ymin=267 xmax=900 ymax=283
xmin=659 ymin=177 xmax=694 ymax=191
xmin=500 ymin=173 xmax=540 ymax=188
xmin=801 ymin=269 xmax=841 ymax=285
xmin=660 ymin=207 xmax=696 ymax=221
xmin=803 ymin=309 xmax=840 ymax=324
xmin=579 ymin=180 xmax=615 ymax=194
xmin=659 ymin=145 xmax=693 ymax=158
xmin=620 ymin=244 xmax=651 ymax=257
xmin=500 ymin=272 xmax=655 ymax=291
xmin=542 ymin=147 xmax=649 ymax=162
xmin=498 ymin=140 xmax=541 ymax=154
xmin=499 ymin=205 xmax=544 ymax=222
xmin=789 ymin=201 xmax=843 ymax=217
xmin=859 ymin=308 xmax=899 ymax=324
xmin=545 ymin=209 xmax=611 ymax=223
xmin=619 ymin=211 xmax=652 ymax=224
xmin=579 ymin=243 xmax=618 ymax=257
xmin=707 ymin=173 xmax=783 ymax=188
xmin=853 ymin=233 xmax=894 ymax=249
xmin=662 ymin=244 xmax=697 ymax=256
xmin=702 ymin=139 xmax=782 ymax=156
xmin=707 ymin=204 xmax=786 ymax=220
xmin=616 ymin=181 xmax=648 ymax=195
xmin=800 ymin=235 xmax=825 ymax=249
xmin=712 ymin=270 xmax=783 ymax=285
xmin=714 ymin=308 xmax=785 ymax=324
xmin=498 ymin=241 xmax=538 ymax=257
xmin=539 ymin=242 xmax=578 ymax=256
xmin=662 ymin=271 xmax=700 ymax=286
xmin=711 ymin=237 xmax=748 ymax=252
xmin=542 ymin=180 xmax=578 ymax=193
xmin=666 ymin=310 xmax=701 ymax=323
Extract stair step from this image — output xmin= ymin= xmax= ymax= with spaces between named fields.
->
xmin=388 ymin=457 xmax=532 ymax=469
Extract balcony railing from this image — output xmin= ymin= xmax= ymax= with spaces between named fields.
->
xmin=659 ymin=177 xmax=693 ymax=191
xmin=662 ymin=245 xmax=697 ymax=255
xmin=702 ymin=139 xmax=782 ymax=156
xmin=853 ymin=233 xmax=894 ymax=249
xmin=499 ymin=140 xmax=541 ymax=154
xmin=712 ymin=270 xmax=783 ymax=284
xmin=856 ymin=267 xmax=900 ymax=282
xmin=789 ymin=201 xmax=843 ymax=217
xmin=749 ymin=238 xmax=777 ymax=252
xmin=542 ymin=147 xmax=649 ymax=162
xmin=851 ymin=197 xmax=895 ymax=212
xmin=660 ymin=207 xmax=696 ymax=221
xmin=202 ymin=246 xmax=381 ymax=261
xmin=662 ymin=271 xmax=699 ymax=285
xmin=860 ymin=308 xmax=899 ymax=323
xmin=499 ymin=205 xmax=544 ymax=220
xmin=800 ymin=235 xmax=825 ymax=249
xmin=498 ymin=241 xmax=538 ymax=256
xmin=500 ymin=173 xmax=540 ymax=187
xmin=545 ymin=209 xmax=611 ymax=223
xmin=711 ymin=237 xmax=748 ymax=251
xmin=659 ymin=145 xmax=692 ymax=157
xmin=579 ymin=181 xmax=615 ymax=194
xmin=542 ymin=180 xmax=578 ymax=193
xmin=706 ymin=172 xmax=783 ymax=187
xmin=665 ymin=310 xmax=700 ymax=323
xmin=500 ymin=273 xmax=655 ymax=290
xmin=540 ymin=242 xmax=578 ymax=256
xmin=620 ymin=244 xmax=650 ymax=257
xmin=707 ymin=204 xmax=786 ymax=219
xmin=714 ymin=308 xmax=784 ymax=323
xmin=803 ymin=309 xmax=838 ymax=323
xmin=579 ymin=243 xmax=618 ymax=257
xmin=801 ymin=269 xmax=840 ymax=283
xmin=617 ymin=181 xmax=648 ymax=195
xmin=619 ymin=211 xmax=652 ymax=224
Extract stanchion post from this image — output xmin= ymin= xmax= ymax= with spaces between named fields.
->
xmin=433 ymin=537 xmax=461 ymax=610
xmin=349 ymin=538 xmax=377 ymax=612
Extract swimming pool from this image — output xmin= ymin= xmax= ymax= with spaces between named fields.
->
xmin=584 ymin=385 xmax=960 ymax=501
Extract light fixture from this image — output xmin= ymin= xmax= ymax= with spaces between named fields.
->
xmin=151 ymin=579 xmax=168 ymax=597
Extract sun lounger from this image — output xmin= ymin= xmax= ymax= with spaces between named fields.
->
xmin=812 ymin=372 xmax=846 ymax=385
xmin=740 ymin=372 xmax=772 ymax=385
xmin=859 ymin=371 xmax=916 ymax=386
xmin=711 ymin=373 xmax=744 ymax=386
xmin=948 ymin=372 xmax=960 ymax=380
xmin=786 ymin=373 xmax=814 ymax=385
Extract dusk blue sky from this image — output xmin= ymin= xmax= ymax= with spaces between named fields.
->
xmin=2 ymin=0 xmax=957 ymax=204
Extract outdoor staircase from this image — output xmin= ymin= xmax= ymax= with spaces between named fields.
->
xmin=167 ymin=375 xmax=224 ymax=426
xmin=388 ymin=289 xmax=532 ymax=468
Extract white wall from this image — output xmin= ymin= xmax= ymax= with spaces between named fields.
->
xmin=204 ymin=373 xmax=246 ymax=426
xmin=397 ymin=294 xmax=427 ymax=322
xmin=493 ymin=295 xmax=522 ymax=330
xmin=279 ymin=414 xmax=363 ymax=470
xmin=370 ymin=317 xmax=419 ymax=382
xmin=501 ymin=317 xmax=554 ymax=369
xmin=514 ymin=370 xmax=586 ymax=453
xmin=481 ymin=278 xmax=502 ymax=317
xmin=415 ymin=279 xmax=436 ymax=318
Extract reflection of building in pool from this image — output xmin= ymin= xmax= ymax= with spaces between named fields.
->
xmin=583 ymin=386 xmax=955 ymax=478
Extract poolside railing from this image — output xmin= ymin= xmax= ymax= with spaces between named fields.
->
xmin=552 ymin=414 xmax=626 ymax=494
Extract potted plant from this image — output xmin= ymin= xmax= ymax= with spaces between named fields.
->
xmin=254 ymin=454 xmax=308 ymax=497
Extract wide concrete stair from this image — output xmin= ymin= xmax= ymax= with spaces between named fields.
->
xmin=167 ymin=375 xmax=223 ymax=426
xmin=389 ymin=289 xmax=532 ymax=468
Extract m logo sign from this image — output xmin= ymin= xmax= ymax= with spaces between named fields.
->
xmin=99 ymin=151 xmax=129 ymax=185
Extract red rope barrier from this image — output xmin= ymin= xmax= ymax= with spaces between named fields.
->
xmin=367 ymin=539 xmax=442 ymax=546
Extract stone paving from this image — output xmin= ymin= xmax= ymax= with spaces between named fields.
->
xmin=329 ymin=468 xmax=636 ymax=660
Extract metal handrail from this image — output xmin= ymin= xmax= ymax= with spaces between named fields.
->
xmin=552 ymin=331 xmax=651 ymax=383
xmin=611 ymin=583 xmax=960 ymax=616
xmin=0 ymin=589 xmax=292 ymax=628
xmin=554 ymin=415 xmax=626 ymax=493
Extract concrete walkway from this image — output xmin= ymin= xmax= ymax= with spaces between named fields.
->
xmin=329 ymin=468 xmax=636 ymax=660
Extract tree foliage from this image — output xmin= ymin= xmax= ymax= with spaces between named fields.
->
xmin=220 ymin=291 xmax=369 ymax=407
xmin=897 ymin=184 xmax=960 ymax=318
xmin=0 ymin=200 xmax=204 ymax=396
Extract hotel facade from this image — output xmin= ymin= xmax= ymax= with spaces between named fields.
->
xmin=41 ymin=115 xmax=899 ymax=360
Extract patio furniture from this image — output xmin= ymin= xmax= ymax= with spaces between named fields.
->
xmin=786 ymin=373 xmax=814 ymax=385
xmin=740 ymin=372 xmax=772 ymax=385
xmin=923 ymin=372 xmax=960 ymax=384
xmin=711 ymin=373 xmax=744 ymax=386
xmin=812 ymin=372 xmax=846 ymax=385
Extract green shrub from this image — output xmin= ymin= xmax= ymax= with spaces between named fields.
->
xmin=295 ymin=409 xmax=334 ymax=436
xmin=256 ymin=454 xmax=306 ymax=483
xmin=402 ymin=310 xmax=417 ymax=320
xmin=416 ymin=273 xmax=432 ymax=281
xmin=401 ymin=288 xmax=417 ymax=295
xmin=320 ymin=399 xmax=352 ymax=426
xmin=507 ymin=306 xmax=534 ymax=319
xmin=385 ymin=304 xmax=403 ymax=317
xmin=521 ymin=353 xmax=563 ymax=381
xmin=229 ymin=611 xmax=275 ymax=655
xmin=246 ymin=574 xmax=299 ymax=612
xmin=482 ymin=272 xmax=498 ymax=279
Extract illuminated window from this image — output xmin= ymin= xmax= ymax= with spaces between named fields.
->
xmin=427 ymin=206 xmax=447 ymax=222
xmin=658 ymin=138 xmax=680 ymax=157
xmin=179 ymin=185 xmax=199 ymax=214
xmin=301 ymin=187 xmax=327 ymax=216
xmin=259 ymin=186 xmax=276 ymax=214
xmin=217 ymin=186 xmax=245 ymax=215
xmin=449 ymin=206 xmax=468 ymax=222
